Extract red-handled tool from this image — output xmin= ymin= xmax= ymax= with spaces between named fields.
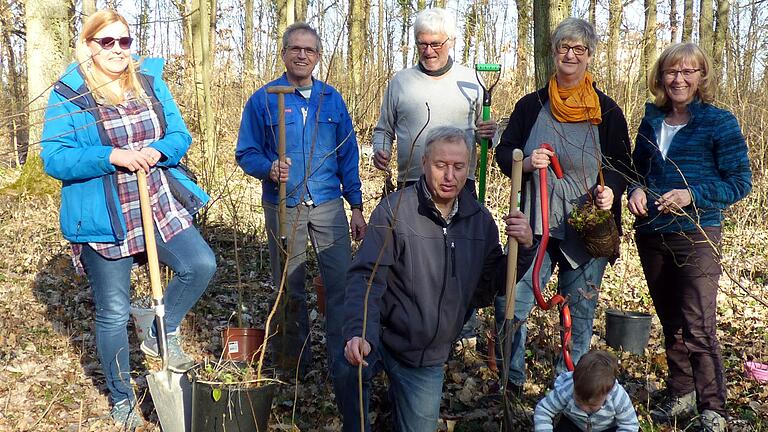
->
xmin=531 ymin=143 xmax=574 ymax=371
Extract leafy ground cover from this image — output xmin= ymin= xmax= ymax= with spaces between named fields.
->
xmin=0 ymin=165 xmax=765 ymax=431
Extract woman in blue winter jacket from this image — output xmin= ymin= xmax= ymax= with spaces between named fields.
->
xmin=628 ymin=43 xmax=751 ymax=432
xmin=40 ymin=10 xmax=216 ymax=430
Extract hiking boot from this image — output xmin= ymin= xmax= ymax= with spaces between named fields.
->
xmin=111 ymin=399 xmax=145 ymax=431
xmin=700 ymin=410 xmax=727 ymax=432
xmin=141 ymin=332 xmax=196 ymax=372
xmin=651 ymin=390 xmax=696 ymax=423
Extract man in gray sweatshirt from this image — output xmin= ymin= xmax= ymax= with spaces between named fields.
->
xmin=371 ymin=7 xmax=498 ymax=191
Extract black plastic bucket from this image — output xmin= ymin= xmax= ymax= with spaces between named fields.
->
xmin=191 ymin=380 xmax=275 ymax=432
xmin=604 ymin=309 xmax=652 ymax=355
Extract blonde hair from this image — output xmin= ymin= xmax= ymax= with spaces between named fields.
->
xmin=75 ymin=10 xmax=145 ymax=105
xmin=648 ymin=42 xmax=714 ymax=108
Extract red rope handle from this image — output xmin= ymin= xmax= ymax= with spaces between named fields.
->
xmin=531 ymin=143 xmax=574 ymax=371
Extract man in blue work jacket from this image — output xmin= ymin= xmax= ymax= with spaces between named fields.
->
xmin=236 ymin=22 xmax=366 ymax=378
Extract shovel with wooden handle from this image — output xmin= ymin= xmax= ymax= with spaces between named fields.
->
xmin=266 ymin=85 xmax=298 ymax=371
xmin=138 ymin=170 xmax=191 ymax=432
xmin=502 ymin=149 xmax=524 ymax=432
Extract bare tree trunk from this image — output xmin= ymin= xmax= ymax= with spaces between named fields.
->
xmin=295 ymin=0 xmax=307 ymax=22
xmin=174 ymin=0 xmax=193 ymax=64
xmin=275 ymin=0 xmax=292 ymax=42
xmin=516 ymin=0 xmax=531 ymax=88
xmin=190 ymin=0 xmax=217 ymax=181
xmin=589 ymin=0 xmax=597 ymax=27
xmin=712 ymin=0 xmax=729 ymax=91
xmin=138 ymin=0 xmax=150 ymax=56
xmin=244 ymin=0 xmax=254 ymax=89
xmin=400 ymin=2 xmax=410 ymax=68
xmin=348 ymin=0 xmax=369 ymax=117
xmin=699 ymin=0 xmax=714 ymax=55
xmin=682 ymin=0 xmax=693 ymax=41
xmin=82 ymin=0 xmax=96 ymax=16
xmin=606 ymin=0 xmax=622 ymax=89
xmin=2 ymin=20 xmax=28 ymax=167
xmin=534 ymin=0 xmax=570 ymax=88
xmin=462 ymin=3 xmax=476 ymax=65
xmin=639 ymin=0 xmax=657 ymax=94
xmin=26 ymin=0 xmax=70 ymax=154
xmin=670 ymin=0 xmax=678 ymax=43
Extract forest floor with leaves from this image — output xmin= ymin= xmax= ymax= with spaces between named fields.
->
xmin=0 ymin=164 xmax=766 ymax=432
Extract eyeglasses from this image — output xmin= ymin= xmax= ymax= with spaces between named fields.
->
xmin=416 ymin=38 xmax=451 ymax=51
xmin=556 ymin=44 xmax=588 ymax=56
xmin=90 ymin=36 xmax=134 ymax=50
xmin=285 ymin=45 xmax=319 ymax=56
xmin=663 ymin=68 xmax=701 ymax=79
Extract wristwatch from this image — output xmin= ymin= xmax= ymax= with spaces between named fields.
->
xmin=350 ymin=204 xmax=363 ymax=212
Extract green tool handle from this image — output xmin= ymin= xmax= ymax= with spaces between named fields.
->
xmin=478 ymin=103 xmax=491 ymax=204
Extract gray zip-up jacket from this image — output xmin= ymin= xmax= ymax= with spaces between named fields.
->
xmin=343 ymin=177 xmax=534 ymax=367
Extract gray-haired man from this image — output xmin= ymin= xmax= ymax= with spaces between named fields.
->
xmin=335 ymin=127 xmax=533 ymax=431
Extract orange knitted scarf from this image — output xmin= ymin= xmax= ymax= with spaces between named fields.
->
xmin=548 ymin=72 xmax=602 ymax=125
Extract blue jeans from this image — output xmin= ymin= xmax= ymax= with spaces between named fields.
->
xmin=80 ymin=226 xmax=216 ymax=405
xmin=264 ymin=198 xmax=351 ymax=375
xmin=494 ymin=242 xmax=607 ymax=385
xmin=334 ymin=343 xmax=445 ymax=432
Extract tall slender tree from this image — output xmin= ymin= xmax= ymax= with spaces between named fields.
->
xmin=82 ymin=0 xmax=96 ymax=16
xmin=640 ymin=0 xmax=658 ymax=94
xmin=190 ymin=0 xmax=217 ymax=180
xmin=25 ymin=0 xmax=70 ymax=151
xmin=516 ymin=0 xmax=531 ymax=88
xmin=712 ymin=0 xmax=729 ymax=88
xmin=699 ymin=0 xmax=714 ymax=55
xmin=682 ymin=0 xmax=693 ymax=41
xmin=670 ymin=0 xmax=678 ymax=43
xmin=348 ymin=0 xmax=370 ymax=115
xmin=606 ymin=0 xmax=622 ymax=89
xmin=244 ymin=0 xmax=254 ymax=89
xmin=533 ymin=0 xmax=570 ymax=88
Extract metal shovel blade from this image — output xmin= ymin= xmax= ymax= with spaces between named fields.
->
xmin=147 ymin=369 xmax=191 ymax=432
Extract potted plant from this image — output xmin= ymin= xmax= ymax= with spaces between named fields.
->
xmin=567 ymin=170 xmax=620 ymax=258
xmin=189 ymin=359 xmax=277 ymax=431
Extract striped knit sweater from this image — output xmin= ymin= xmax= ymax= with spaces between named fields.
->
xmin=631 ymin=100 xmax=752 ymax=234
xmin=534 ymin=372 xmax=639 ymax=432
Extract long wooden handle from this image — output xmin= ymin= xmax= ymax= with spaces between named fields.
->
xmin=267 ymin=86 xmax=295 ymax=238
xmin=504 ymin=149 xmax=524 ymax=319
xmin=137 ymin=170 xmax=163 ymax=303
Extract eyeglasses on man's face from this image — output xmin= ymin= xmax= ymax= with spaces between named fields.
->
xmin=416 ymin=38 xmax=450 ymax=51
xmin=663 ymin=68 xmax=701 ymax=79
xmin=90 ymin=36 xmax=134 ymax=50
xmin=285 ymin=45 xmax=319 ymax=56
xmin=556 ymin=43 xmax=588 ymax=56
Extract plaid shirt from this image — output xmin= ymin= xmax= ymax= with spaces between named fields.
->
xmin=72 ymin=95 xmax=193 ymax=274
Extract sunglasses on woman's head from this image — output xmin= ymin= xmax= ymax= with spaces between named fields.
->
xmin=90 ymin=36 xmax=133 ymax=50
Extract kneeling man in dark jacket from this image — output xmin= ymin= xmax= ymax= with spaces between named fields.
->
xmin=334 ymin=126 xmax=535 ymax=431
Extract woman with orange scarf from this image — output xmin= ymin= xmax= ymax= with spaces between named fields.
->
xmin=494 ymin=18 xmax=632 ymax=396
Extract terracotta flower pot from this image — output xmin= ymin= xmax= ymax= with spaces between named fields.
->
xmin=313 ymin=275 xmax=326 ymax=315
xmin=221 ymin=327 xmax=265 ymax=362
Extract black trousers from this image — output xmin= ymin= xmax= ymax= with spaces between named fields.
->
xmin=635 ymin=226 xmax=726 ymax=415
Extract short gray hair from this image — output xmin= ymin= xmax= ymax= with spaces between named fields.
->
xmin=413 ymin=8 xmax=457 ymax=40
xmin=282 ymin=22 xmax=322 ymax=52
xmin=423 ymin=126 xmax=471 ymax=158
xmin=550 ymin=17 xmax=597 ymax=56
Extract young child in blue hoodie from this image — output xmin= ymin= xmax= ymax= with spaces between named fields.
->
xmin=534 ymin=350 xmax=639 ymax=432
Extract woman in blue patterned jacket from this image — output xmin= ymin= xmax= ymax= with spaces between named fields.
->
xmin=628 ymin=42 xmax=751 ymax=432
xmin=41 ymin=10 xmax=216 ymax=430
